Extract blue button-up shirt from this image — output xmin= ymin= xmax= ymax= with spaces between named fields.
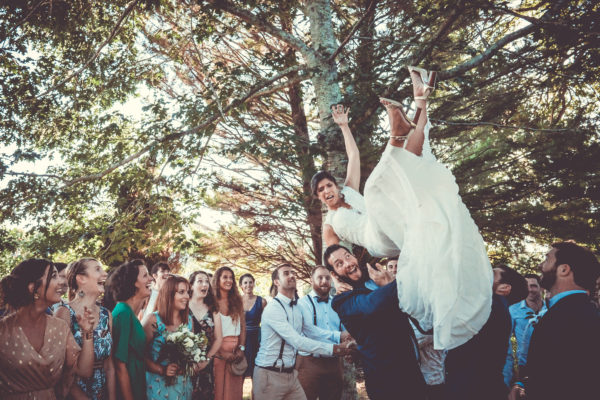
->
xmin=503 ymin=299 xmax=547 ymax=385
xmin=298 ymin=290 xmax=342 ymax=357
xmin=254 ymin=293 xmax=336 ymax=369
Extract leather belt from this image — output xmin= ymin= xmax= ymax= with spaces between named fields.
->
xmin=258 ymin=365 xmax=295 ymax=374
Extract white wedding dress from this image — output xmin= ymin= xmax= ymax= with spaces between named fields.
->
xmin=325 ymin=120 xmax=493 ymax=350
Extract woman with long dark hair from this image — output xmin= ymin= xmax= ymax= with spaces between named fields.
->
xmin=239 ymin=273 xmax=265 ymax=380
xmin=189 ymin=271 xmax=223 ymax=400
xmin=212 ymin=267 xmax=245 ymax=400
xmin=313 ymin=68 xmax=493 ymax=350
xmin=54 ymin=257 xmax=115 ymax=400
xmin=110 ymin=260 xmax=152 ymax=400
xmin=0 ymin=258 xmax=95 ymax=399
xmin=143 ymin=274 xmax=193 ymax=399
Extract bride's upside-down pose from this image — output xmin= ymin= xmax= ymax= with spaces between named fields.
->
xmin=312 ymin=67 xmax=493 ymax=350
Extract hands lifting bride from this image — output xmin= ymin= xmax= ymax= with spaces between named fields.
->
xmin=314 ymin=66 xmax=493 ymax=351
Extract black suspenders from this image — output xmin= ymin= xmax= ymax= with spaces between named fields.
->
xmin=272 ymin=297 xmax=289 ymax=369
xmin=308 ymin=295 xmax=342 ymax=331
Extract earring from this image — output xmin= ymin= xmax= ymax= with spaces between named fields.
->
xmin=33 ymin=293 xmax=40 ymax=300
xmin=78 ymin=290 xmax=85 ymax=298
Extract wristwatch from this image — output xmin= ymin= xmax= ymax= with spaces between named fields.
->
xmin=238 ymin=345 xmax=245 ymax=351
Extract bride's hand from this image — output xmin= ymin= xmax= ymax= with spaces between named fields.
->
xmin=332 ymin=273 xmax=352 ymax=294
xmin=331 ymin=104 xmax=349 ymax=127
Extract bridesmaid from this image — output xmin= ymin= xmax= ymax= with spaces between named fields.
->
xmin=239 ymin=273 xmax=265 ymax=379
xmin=188 ymin=271 xmax=223 ymax=400
xmin=55 ymin=258 xmax=116 ymax=400
xmin=110 ymin=260 xmax=152 ymax=400
xmin=0 ymin=259 xmax=95 ymax=399
xmin=213 ymin=267 xmax=246 ymax=400
xmin=143 ymin=275 xmax=193 ymax=400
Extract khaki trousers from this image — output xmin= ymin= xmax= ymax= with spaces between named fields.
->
xmin=296 ymin=355 xmax=343 ymax=400
xmin=252 ymin=366 xmax=307 ymax=400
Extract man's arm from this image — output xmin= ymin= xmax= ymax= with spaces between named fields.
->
xmin=298 ymin=297 xmax=341 ymax=343
xmin=263 ymin=303 xmax=335 ymax=356
xmin=335 ymin=281 xmax=397 ymax=318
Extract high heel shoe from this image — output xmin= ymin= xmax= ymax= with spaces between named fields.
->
xmin=380 ymin=97 xmax=422 ymax=143
xmin=407 ymin=66 xmax=437 ymax=100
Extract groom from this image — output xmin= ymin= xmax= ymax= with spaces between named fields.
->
xmin=324 ymin=244 xmax=426 ymax=400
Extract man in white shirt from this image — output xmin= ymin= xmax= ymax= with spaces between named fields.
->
xmin=253 ymin=263 xmax=354 ymax=400
xmin=140 ymin=262 xmax=170 ymax=320
xmin=296 ymin=265 xmax=350 ymax=400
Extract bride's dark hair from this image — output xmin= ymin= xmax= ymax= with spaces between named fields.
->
xmin=310 ymin=170 xmax=337 ymax=196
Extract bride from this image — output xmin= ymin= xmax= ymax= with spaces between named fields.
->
xmin=313 ymin=67 xmax=493 ymax=350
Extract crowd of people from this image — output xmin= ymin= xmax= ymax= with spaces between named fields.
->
xmin=1 ymin=67 xmax=599 ymax=400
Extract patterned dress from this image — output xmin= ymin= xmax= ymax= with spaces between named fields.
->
xmin=146 ymin=312 xmax=193 ymax=400
xmin=60 ymin=304 xmax=112 ymax=400
xmin=191 ymin=310 xmax=215 ymax=400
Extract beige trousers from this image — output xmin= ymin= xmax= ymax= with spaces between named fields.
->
xmin=252 ymin=366 xmax=307 ymax=400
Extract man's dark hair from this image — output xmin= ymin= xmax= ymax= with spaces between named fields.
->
xmin=310 ymin=170 xmax=337 ymax=196
xmin=386 ymin=256 xmax=399 ymax=264
xmin=496 ymin=264 xmax=528 ymax=305
xmin=552 ymin=241 xmax=600 ymax=292
xmin=323 ymin=244 xmax=351 ymax=271
xmin=523 ymin=273 xmax=541 ymax=285
xmin=54 ymin=262 xmax=68 ymax=273
xmin=151 ymin=262 xmax=170 ymax=276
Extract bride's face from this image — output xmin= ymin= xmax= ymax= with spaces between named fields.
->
xmin=316 ymin=178 xmax=341 ymax=208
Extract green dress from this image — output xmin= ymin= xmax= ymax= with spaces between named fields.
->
xmin=113 ymin=302 xmax=147 ymax=400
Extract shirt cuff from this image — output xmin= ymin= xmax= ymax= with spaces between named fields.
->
xmin=334 ymin=331 xmax=341 ymax=343
xmin=327 ymin=344 xmax=334 ymax=356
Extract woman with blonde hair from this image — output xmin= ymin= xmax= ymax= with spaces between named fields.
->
xmin=212 ymin=267 xmax=246 ymax=400
xmin=54 ymin=257 xmax=115 ymax=400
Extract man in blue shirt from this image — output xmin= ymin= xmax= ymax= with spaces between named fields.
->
xmin=522 ymin=242 xmax=600 ymax=400
xmin=296 ymin=265 xmax=349 ymax=400
xmin=324 ymin=244 xmax=426 ymax=400
xmin=503 ymin=273 xmax=547 ymax=386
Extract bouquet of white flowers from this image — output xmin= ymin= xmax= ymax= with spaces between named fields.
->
xmin=157 ymin=325 xmax=209 ymax=386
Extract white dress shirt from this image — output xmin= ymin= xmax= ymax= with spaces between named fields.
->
xmin=254 ymin=292 xmax=335 ymax=369
xmin=298 ymin=290 xmax=342 ymax=357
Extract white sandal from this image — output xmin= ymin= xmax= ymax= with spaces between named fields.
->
xmin=407 ymin=66 xmax=437 ymax=100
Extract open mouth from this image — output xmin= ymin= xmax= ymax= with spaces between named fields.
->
xmin=56 ymin=287 xmax=67 ymax=295
xmin=146 ymin=283 xmax=152 ymax=289
xmin=325 ymin=194 xmax=334 ymax=201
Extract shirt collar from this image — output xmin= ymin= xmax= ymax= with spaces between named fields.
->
xmin=548 ymin=290 xmax=588 ymax=308
xmin=309 ymin=289 xmax=330 ymax=301
xmin=276 ymin=292 xmax=297 ymax=306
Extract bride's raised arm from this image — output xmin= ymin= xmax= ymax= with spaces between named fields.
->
xmin=331 ymin=105 xmax=360 ymax=192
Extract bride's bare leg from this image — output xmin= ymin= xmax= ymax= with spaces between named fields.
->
xmin=382 ymin=99 xmax=412 ymax=148
xmin=404 ymin=71 xmax=429 ymax=156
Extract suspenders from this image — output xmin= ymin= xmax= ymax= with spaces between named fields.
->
xmin=307 ymin=294 xmax=342 ymax=331
xmin=272 ymin=297 xmax=290 ymax=370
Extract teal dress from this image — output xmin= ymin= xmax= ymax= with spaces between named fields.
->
xmin=146 ymin=312 xmax=193 ymax=400
xmin=113 ymin=302 xmax=147 ymax=400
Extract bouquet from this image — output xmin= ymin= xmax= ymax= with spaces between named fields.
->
xmin=157 ymin=325 xmax=209 ymax=386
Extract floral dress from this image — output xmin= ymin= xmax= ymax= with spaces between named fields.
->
xmin=61 ymin=304 xmax=112 ymax=400
xmin=146 ymin=312 xmax=194 ymax=400
xmin=191 ymin=310 xmax=215 ymax=400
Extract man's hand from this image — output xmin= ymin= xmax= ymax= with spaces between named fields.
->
xmin=332 ymin=274 xmax=352 ymax=294
xmin=340 ymin=330 xmax=352 ymax=342
xmin=333 ymin=340 xmax=357 ymax=356
xmin=508 ymin=385 xmax=525 ymax=400
xmin=367 ymin=263 xmax=394 ymax=286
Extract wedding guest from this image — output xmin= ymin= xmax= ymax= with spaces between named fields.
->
xmin=521 ymin=242 xmax=600 ymax=400
xmin=385 ymin=256 xmax=398 ymax=275
xmin=296 ymin=266 xmax=347 ymax=400
xmin=189 ymin=271 xmax=223 ymax=400
xmin=0 ymin=258 xmax=95 ymax=399
xmin=111 ymin=260 xmax=152 ymax=400
xmin=143 ymin=274 xmax=193 ymax=400
xmin=140 ymin=262 xmax=171 ymax=320
xmin=55 ymin=258 xmax=116 ymax=400
xmin=239 ymin=272 xmax=266 ymax=379
xmin=49 ymin=262 xmax=69 ymax=313
xmin=213 ymin=267 xmax=246 ymax=400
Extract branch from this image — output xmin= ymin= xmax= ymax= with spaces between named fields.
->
xmin=430 ymin=118 xmax=571 ymax=132
xmin=206 ymin=0 xmax=315 ymax=58
xmin=328 ymin=0 xmax=378 ymax=62
xmin=60 ymin=64 xmax=306 ymax=188
xmin=4 ymin=171 xmax=67 ymax=181
xmin=36 ymin=0 xmax=140 ymax=98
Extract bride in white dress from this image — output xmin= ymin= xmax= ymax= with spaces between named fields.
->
xmin=313 ymin=68 xmax=493 ymax=350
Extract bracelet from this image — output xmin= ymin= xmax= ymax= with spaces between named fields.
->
xmin=81 ymin=330 xmax=93 ymax=340
xmin=390 ymin=135 xmax=408 ymax=141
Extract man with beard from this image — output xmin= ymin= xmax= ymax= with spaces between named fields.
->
xmin=323 ymin=244 xmax=426 ymax=400
xmin=520 ymin=242 xmax=600 ymax=400
xmin=296 ymin=265 xmax=349 ymax=400
xmin=253 ymin=263 xmax=354 ymax=400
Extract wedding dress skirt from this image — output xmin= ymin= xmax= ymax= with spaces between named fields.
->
xmin=326 ymin=121 xmax=493 ymax=350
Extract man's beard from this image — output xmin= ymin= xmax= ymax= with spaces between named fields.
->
xmin=540 ymin=266 xmax=557 ymax=291
xmin=337 ymin=264 xmax=369 ymax=289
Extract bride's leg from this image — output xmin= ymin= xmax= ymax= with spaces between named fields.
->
xmin=404 ymin=70 xmax=429 ymax=156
